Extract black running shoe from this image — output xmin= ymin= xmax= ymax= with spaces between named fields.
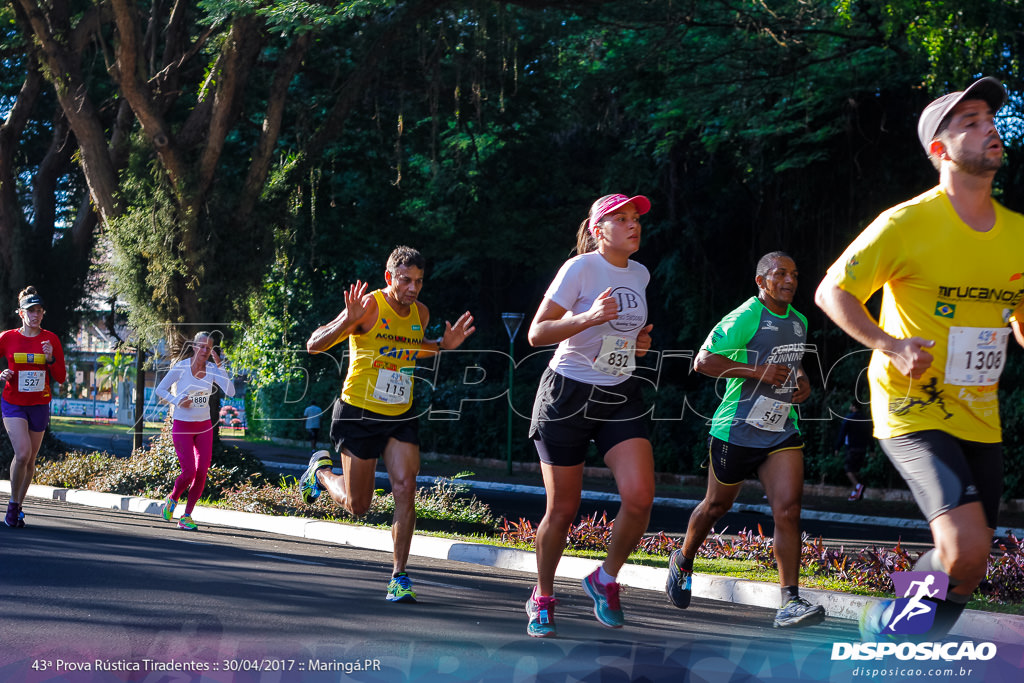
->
xmin=666 ymin=549 xmax=693 ymax=609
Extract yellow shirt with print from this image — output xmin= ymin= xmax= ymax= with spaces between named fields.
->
xmin=341 ymin=289 xmax=424 ymax=416
xmin=826 ymin=186 xmax=1024 ymax=442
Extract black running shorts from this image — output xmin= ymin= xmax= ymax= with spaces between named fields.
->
xmin=529 ymin=367 xmax=650 ymax=467
xmin=330 ymin=399 xmax=419 ymax=461
xmin=707 ymin=433 xmax=804 ymax=486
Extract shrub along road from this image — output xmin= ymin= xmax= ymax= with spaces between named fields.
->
xmin=51 ymin=426 xmax=1023 ymax=556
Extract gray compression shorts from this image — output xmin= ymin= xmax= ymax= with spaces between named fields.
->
xmin=878 ymin=430 xmax=1002 ymax=528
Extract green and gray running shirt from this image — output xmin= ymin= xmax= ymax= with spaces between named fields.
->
xmin=702 ymin=296 xmax=808 ymax=448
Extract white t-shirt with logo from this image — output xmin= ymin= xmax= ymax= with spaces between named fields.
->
xmin=543 ymin=252 xmax=649 ymax=386
xmin=155 ymin=358 xmax=236 ymax=422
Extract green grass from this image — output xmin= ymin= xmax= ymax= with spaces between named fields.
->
xmin=50 ymin=416 xmax=156 ymax=435
xmin=50 ymin=416 xmax=246 ymax=438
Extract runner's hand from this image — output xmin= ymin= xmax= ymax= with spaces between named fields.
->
xmin=585 ymin=287 xmax=618 ymax=326
xmin=755 ymin=363 xmax=791 ymax=387
xmin=792 ymin=375 xmax=811 ymax=403
xmin=179 ymin=396 xmax=193 ymax=409
xmin=344 ymin=280 xmax=370 ymax=322
xmin=440 ymin=311 xmax=476 ymax=350
xmin=889 ymin=337 xmax=935 ymax=378
xmin=0 ymin=369 xmax=11 ymax=383
xmin=636 ymin=324 xmax=653 ymax=358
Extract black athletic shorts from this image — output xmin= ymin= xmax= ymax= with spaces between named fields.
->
xmin=707 ymin=433 xmax=804 ymax=486
xmin=329 ymin=399 xmax=418 ymax=461
xmin=529 ymin=367 xmax=650 ymax=467
xmin=878 ymin=430 xmax=1003 ymax=528
xmin=843 ymin=447 xmax=867 ymax=474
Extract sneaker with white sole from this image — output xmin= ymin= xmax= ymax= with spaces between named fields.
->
xmin=774 ymin=596 xmax=826 ymax=628
xmin=582 ymin=568 xmax=624 ymax=628
xmin=299 ymin=450 xmax=334 ymax=505
xmin=386 ymin=573 xmax=417 ymax=603
xmin=177 ymin=515 xmax=198 ymax=531
xmin=526 ymin=586 xmax=559 ymax=638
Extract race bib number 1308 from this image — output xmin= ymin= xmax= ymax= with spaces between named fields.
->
xmin=945 ymin=327 xmax=1010 ymax=386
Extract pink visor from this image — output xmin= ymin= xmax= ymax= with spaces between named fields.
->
xmin=588 ymin=194 xmax=651 ymax=233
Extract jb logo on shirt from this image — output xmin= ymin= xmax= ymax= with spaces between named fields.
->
xmin=608 ymin=287 xmax=647 ymax=332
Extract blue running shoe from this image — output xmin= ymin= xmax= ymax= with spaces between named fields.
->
xmin=859 ymin=599 xmax=896 ymax=641
xmin=774 ymin=596 xmax=826 ymax=628
xmin=666 ymin=549 xmax=693 ymax=608
xmin=299 ymin=450 xmax=334 ymax=505
xmin=386 ymin=573 xmax=417 ymax=603
xmin=582 ymin=568 xmax=623 ymax=628
xmin=526 ymin=586 xmax=559 ymax=638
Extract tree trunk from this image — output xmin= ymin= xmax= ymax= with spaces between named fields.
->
xmin=132 ymin=349 xmax=146 ymax=452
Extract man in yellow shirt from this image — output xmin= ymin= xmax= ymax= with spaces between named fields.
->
xmin=816 ymin=77 xmax=1024 ymax=641
xmin=303 ymin=246 xmax=475 ymax=602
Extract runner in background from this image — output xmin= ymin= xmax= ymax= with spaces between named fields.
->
xmin=303 ymin=403 xmax=322 ymax=452
xmin=666 ymin=252 xmax=826 ymax=629
xmin=525 ymin=194 xmax=655 ymax=637
xmin=155 ymin=331 xmax=235 ymax=531
xmin=0 ymin=286 xmax=66 ymax=528
xmin=834 ymin=401 xmax=873 ymax=501
xmin=301 ymin=246 xmax=474 ymax=603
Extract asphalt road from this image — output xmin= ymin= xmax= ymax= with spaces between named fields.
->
xmin=1 ymin=498 xmax=867 ymax=682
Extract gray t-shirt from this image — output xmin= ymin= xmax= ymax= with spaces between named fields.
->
xmin=303 ymin=404 xmax=321 ymax=429
xmin=702 ymin=296 xmax=807 ymax=447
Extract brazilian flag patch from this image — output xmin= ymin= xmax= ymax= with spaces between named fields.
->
xmin=935 ymin=302 xmax=956 ymax=318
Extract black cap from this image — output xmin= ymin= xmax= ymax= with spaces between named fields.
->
xmin=18 ymin=294 xmax=43 ymax=309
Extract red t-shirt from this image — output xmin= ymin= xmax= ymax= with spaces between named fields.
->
xmin=0 ymin=329 xmax=67 ymax=405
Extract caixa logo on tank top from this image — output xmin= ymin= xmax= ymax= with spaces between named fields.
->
xmin=607 ymin=286 xmax=647 ymax=332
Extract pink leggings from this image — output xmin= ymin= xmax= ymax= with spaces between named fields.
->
xmin=170 ymin=419 xmax=213 ymax=515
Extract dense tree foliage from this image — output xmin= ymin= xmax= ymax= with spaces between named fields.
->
xmin=4 ymin=1 xmax=1024 ymax=492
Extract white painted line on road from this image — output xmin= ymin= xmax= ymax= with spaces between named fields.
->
xmin=251 ymin=552 xmax=326 ymax=566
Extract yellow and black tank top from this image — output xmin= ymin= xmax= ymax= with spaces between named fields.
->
xmin=341 ymin=289 xmax=424 ymax=416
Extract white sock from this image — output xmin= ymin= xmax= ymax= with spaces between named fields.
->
xmin=598 ymin=566 xmax=616 ymax=585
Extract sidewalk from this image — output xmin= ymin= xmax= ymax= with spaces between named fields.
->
xmin=4 ymin=478 xmax=1023 ymax=645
